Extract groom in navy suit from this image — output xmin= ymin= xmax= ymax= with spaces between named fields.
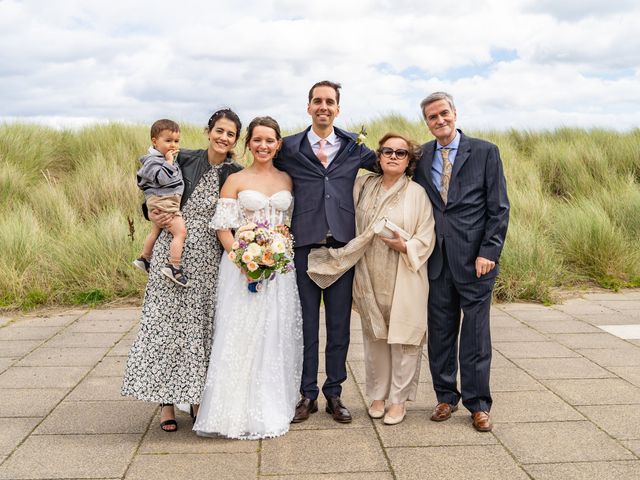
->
xmin=413 ymin=92 xmax=509 ymax=432
xmin=275 ymin=81 xmax=377 ymax=423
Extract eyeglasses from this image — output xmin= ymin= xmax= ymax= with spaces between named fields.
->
xmin=379 ymin=147 xmax=409 ymax=160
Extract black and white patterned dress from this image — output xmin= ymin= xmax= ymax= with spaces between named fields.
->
xmin=122 ymin=164 xmax=226 ymax=403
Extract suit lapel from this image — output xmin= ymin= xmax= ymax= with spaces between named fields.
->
xmin=325 ymin=127 xmax=352 ymax=173
xmin=421 ymin=141 xmax=442 ymax=205
xmin=294 ymin=128 xmax=325 ymax=175
xmin=447 ymin=132 xmax=471 ymax=203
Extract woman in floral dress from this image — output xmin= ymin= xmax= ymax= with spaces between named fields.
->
xmin=122 ymin=109 xmax=243 ymax=431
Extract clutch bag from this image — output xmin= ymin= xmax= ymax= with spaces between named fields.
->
xmin=373 ymin=218 xmax=411 ymax=241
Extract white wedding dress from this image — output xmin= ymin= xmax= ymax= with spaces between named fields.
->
xmin=193 ymin=190 xmax=303 ymax=439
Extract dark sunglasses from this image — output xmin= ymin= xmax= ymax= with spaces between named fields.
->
xmin=379 ymin=147 xmax=409 ymax=160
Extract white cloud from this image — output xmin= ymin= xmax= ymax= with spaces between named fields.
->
xmin=1 ymin=0 xmax=639 ymax=131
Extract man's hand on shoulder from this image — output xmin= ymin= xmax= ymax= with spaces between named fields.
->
xmin=475 ymin=256 xmax=496 ymax=278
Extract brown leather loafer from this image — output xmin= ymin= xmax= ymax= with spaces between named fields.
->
xmin=430 ymin=402 xmax=458 ymax=422
xmin=472 ymin=411 xmax=493 ymax=432
xmin=291 ymin=397 xmax=318 ymax=423
xmin=326 ymin=396 xmax=352 ymax=423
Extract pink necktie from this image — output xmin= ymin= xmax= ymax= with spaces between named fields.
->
xmin=317 ymin=139 xmax=328 ymax=168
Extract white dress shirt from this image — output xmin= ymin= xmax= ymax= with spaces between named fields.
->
xmin=307 ymin=128 xmax=341 ymax=166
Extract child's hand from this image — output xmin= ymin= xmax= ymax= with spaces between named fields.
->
xmin=165 ymin=149 xmax=179 ymax=163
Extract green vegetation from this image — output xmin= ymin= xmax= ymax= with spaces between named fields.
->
xmin=1 ymin=119 xmax=639 ymax=309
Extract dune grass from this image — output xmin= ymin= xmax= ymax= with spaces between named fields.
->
xmin=0 ymin=119 xmax=638 ymax=309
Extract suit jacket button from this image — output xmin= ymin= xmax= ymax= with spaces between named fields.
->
xmin=325 ymin=194 xmax=330 ymax=199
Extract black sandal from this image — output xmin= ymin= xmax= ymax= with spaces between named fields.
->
xmin=159 ymin=403 xmax=178 ymax=432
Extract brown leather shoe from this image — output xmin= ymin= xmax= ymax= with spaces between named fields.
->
xmin=430 ymin=402 xmax=458 ymax=422
xmin=325 ymin=397 xmax=352 ymax=423
xmin=472 ymin=411 xmax=493 ymax=432
xmin=291 ymin=397 xmax=318 ymax=423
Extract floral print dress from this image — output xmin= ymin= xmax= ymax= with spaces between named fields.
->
xmin=122 ymin=166 xmax=224 ymax=403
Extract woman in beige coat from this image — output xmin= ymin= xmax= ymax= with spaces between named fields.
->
xmin=307 ymin=132 xmax=435 ymax=425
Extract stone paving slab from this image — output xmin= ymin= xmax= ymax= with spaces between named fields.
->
xmin=577 ymin=404 xmax=640 ymax=440
xmin=493 ymin=341 xmax=579 ymax=358
xmin=387 ymin=445 xmax=530 ymax=480
xmin=107 ymin=338 xmax=135 ymax=356
xmin=490 ymin=349 xmax=514 ymax=367
xmin=0 ymin=434 xmax=139 ymax=479
xmin=10 ymin=313 xmax=81 ymax=328
xmin=0 ymin=326 xmax=65 ymax=341
xmin=261 ymin=429 xmax=388 ymax=475
xmin=83 ymin=309 xmax=141 ymax=322
xmin=489 ymin=326 xmax=549 ymax=342
xmin=511 ymin=357 xmax=615 ymax=379
xmin=489 ymin=367 xmax=545 ymax=391
xmin=125 ymin=453 xmax=257 ymax=480
xmin=0 ymin=339 xmax=44 ymax=358
xmin=491 ymin=391 xmax=584 ymax=422
xmin=574 ymin=312 xmax=640 ymax=325
xmin=3 ymin=388 xmax=68 ymax=417
xmin=549 ymin=332 xmax=632 ymax=349
xmin=0 ymin=366 xmax=90 ymax=389
xmin=0 ymin=358 xmax=14 ymax=373
xmin=65 ymin=319 xmax=136 ymax=334
xmin=527 ymin=319 xmax=602 ymax=334
xmin=91 ymin=356 xmax=128 ymax=377
xmin=609 ymin=366 xmax=640 ymax=387
xmin=35 ymin=400 xmax=156 ymax=435
xmin=494 ymin=421 xmax=635 ymax=464
xmin=553 ymin=299 xmax=618 ymax=316
xmin=44 ymin=332 xmax=124 ymax=348
xmin=523 ymin=461 xmax=640 ymax=480
xmin=1 ymin=291 xmax=639 ymax=479
xmin=624 ymin=440 xmax=640 ymax=456
xmin=0 ymin=417 xmax=40 ymax=455
xmin=17 ymin=347 xmax=108 ymax=367
xmin=541 ymin=378 xmax=640 ymax=405
xmin=67 ymin=375 xmax=132 ymax=401
xmin=577 ymin=346 xmax=640 ymax=366
xmin=263 ymin=473 xmax=393 ymax=480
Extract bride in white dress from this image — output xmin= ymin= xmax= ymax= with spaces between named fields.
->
xmin=194 ymin=116 xmax=303 ymax=439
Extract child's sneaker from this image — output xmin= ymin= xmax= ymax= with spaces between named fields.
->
xmin=132 ymin=257 xmax=151 ymax=273
xmin=160 ymin=264 xmax=189 ymax=287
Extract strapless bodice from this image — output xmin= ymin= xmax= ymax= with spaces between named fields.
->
xmin=210 ymin=190 xmax=293 ymax=231
xmin=237 ymin=190 xmax=292 ymax=213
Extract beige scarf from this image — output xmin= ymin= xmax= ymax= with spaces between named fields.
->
xmin=307 ymin=173 xmax=409 ymax=340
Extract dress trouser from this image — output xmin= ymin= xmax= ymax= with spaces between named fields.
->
xmin=362 ymin=334 xmax=423 ymax=404
xmin=427 ymin=247 xmax=495 ymax=413
xmin=294 ymin=239 xmax=354 ymax=400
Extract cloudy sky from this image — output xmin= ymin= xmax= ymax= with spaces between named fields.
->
xmin=1 ymin=0 xmax=639 ymax=131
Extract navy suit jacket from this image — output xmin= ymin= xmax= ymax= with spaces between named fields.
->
xmin=274 ymin=126 xmax=377 ymax=247
xmin=413 ymin=130 xmax=509 ymax=284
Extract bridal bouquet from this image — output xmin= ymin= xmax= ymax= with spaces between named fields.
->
xmin=229 ymin=221 xmax=295 ymax=292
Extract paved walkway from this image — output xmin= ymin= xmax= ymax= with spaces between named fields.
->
xmin=1 ymin=290 xmax=640 ymax=480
